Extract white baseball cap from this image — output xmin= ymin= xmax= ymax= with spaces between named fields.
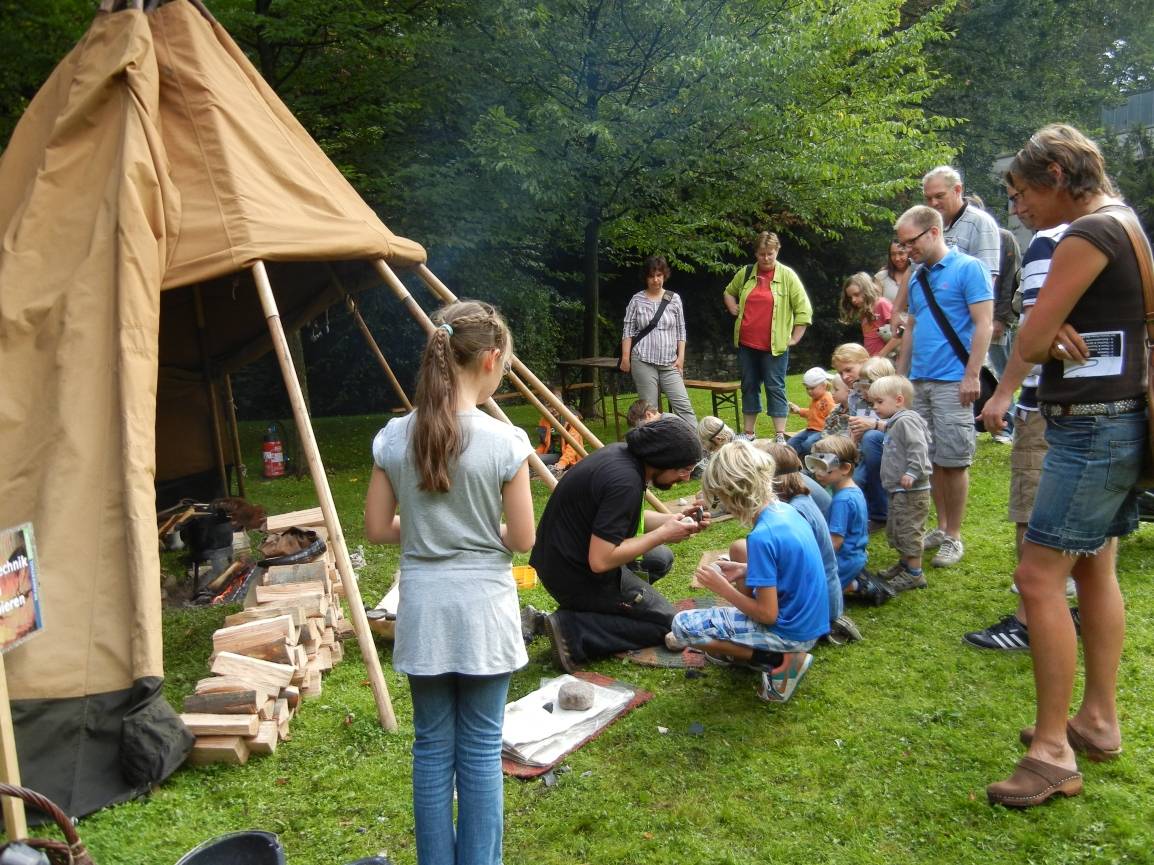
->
xmin=802 ymin=367 xmax=832 ymax=388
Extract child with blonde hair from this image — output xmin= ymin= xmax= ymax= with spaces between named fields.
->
xmin=868 ymin=375 xmax=932 ymax=592
xmin=670 ymin=441 xmax=829 ymax=702
xmin=697 ymin=415 xmax=735 ymax=453
xmin=839 ymin=272 xmax=899 ymax=357
xmin=806 ymin=436 xmax=893 ymax=606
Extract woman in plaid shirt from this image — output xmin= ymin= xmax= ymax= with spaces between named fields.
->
xmin=620 ymin=255 xmax=696 ymax=427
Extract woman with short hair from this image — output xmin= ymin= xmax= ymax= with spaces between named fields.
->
xmin=722 ymin=232 xmax=813 ymax=443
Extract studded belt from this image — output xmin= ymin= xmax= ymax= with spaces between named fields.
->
xmin=1039 ymin=398 xmax=1143 ymax=417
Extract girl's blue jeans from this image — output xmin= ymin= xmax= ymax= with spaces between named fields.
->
xmin=409 ymin=672 xmax=512 ymax=865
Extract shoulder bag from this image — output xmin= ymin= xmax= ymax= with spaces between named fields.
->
xmin=913 ymin=268 xmax=1001 ymax=431
xmin=619 ymin=290 xmax=675 ymax=367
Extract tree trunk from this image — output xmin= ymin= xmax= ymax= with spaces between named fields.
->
xmin=580 ymin=215 xmax=601 ymax=417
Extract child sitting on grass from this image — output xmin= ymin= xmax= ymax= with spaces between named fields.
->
xmin=805 ymin=436 xmax=893 ymax=606
xmin=670 ymin=441 xmax=829 ymax=702
xmin=868 ymin=375 xmax=931 ymax=593
xmin=626 ymin=399 xmax=661 ymax=429
xmin=787 ymin=367 xmax=835 ymax=457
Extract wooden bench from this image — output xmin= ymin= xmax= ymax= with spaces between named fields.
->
xmin=682 ymin=380 xmax=741 ymax=427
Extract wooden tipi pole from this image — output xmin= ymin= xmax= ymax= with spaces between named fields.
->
xmin=340 ymin=290 xmax=413 ymax=412
xmin=413 ymin=263 xmax=670 ymax=514
xmin=371 ymin=260 xmax=559 ymax=490
xmin=252 ymin=261 xmax=397 ymax=731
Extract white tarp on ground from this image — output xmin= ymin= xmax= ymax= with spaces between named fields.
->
xmin=501 ymin=675 xmax=633 ymax=768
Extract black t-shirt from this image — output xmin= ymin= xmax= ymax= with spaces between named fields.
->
xmin=1039 ymin=204 xmax=1145 ymax=404
xmin=530 ymin=444 xmax=645 ymax=602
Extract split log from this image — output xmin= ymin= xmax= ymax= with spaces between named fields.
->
xmin=315 ymin=646 xmax=332 ymax=672
xmin=248 ymin=721 xmax=280 ymax=755
xmin=280 ymin=685 xmax=300 ymax=712
xmin=300 ymin=669 xmax=322 ymax=697
xmin=258 ymin=699 xmax=275 ymax=721
xmin=225 ymin=605 xmax=308 ymax=628
xmin=188 ymin=736 xmax=249 ymax=765
xmin=263 ymin=561 xmax=327 ymax=586
xmin=264 ymin=508 xmax=324 ymax=531
xmin=210 ymin=652 xmax=295 ymax=693
xmin=209 ymin=639 xmax=295 ymax=666
xmin=195 ymin=676 xmax=272 ymax=705
xmin=213 ymin=616 xmax=298 ymax=654
xmin=181 ymin=713 xmax=260 ymax=737
xmin=184 ymin=690 xmax=260 ymax=715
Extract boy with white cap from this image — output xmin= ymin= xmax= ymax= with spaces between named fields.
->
xmin=786 ymin=367 xmax=835 ymax=457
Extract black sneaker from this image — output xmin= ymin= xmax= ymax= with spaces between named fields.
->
xmin=844 ymin=571 xmax=895 ymax=607
xmin=962 ymin=614 xmax=1029 ymax=651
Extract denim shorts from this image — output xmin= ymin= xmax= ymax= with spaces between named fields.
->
xmin=1025 ymin=407 xmax=1147 ymax=554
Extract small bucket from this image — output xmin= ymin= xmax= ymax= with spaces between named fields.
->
xmin=175 ymin=830 xmax=285 ymax=865
xmin=512 ymin=565 xmax=537 ymax=590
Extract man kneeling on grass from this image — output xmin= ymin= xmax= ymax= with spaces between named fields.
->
xmin=670 ymin=440 xmax=829 ymax=702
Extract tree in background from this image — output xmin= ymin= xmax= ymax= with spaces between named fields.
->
xmin=395 ymin=0 xmax=956 ymax=363
xmin=925 ymin=0 xmax=1154 ymax=205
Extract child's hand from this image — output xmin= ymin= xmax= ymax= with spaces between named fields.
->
xmin=695 ymin=564 xmax=730 ymax=595
xmin=788 ymin=401 xmax=800 ymax=414
xmin=900 ymin=474 xmax=913 ymax=490
xmin=715 ymin=560 xmax=746 ymax=583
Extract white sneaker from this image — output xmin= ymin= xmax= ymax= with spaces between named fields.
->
xmin=736 ymin=432 xmax=756 ymax=442
xmin=1011 ymin=575 xmax=1077 ymax=597
xmin=922 ymin=528 xmax=948 ymax=550
xmin=931 ymin=536 xmax=964 ymax=567
xmin=664 ymin=631 xmax=689 ymax=652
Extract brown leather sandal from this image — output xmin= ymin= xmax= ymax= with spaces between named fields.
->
xmin=1019 ymin=720 xmax=1122 ymax=762
xmin=987 ymin=756 xmax=1083 ymax=808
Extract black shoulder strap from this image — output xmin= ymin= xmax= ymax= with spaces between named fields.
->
xmin=914 ymin=268 xmax=971 ymax=368
xmin=630 ymin=291 xmax=675 ymax=349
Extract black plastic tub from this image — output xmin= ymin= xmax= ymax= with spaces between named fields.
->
xmin=175 ymin=831 xmax=285 ymax=865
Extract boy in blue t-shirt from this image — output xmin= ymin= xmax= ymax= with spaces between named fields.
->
xmin=805 ymin=437 xmax=894 ymax=606
xmin=671 ymin=441 xmax=829 ymax=702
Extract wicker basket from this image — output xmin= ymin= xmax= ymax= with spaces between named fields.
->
xmin=0 ymin=784 xmax=94 ymax=865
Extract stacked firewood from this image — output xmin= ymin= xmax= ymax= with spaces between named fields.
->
xmin=184 ymin=508 xmax=354 ymax=765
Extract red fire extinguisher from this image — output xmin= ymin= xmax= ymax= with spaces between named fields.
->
xmin=262 ymin=422 xmax=285 ymax=478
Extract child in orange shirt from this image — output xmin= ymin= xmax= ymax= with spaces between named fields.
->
xmin=787 ymin=367 xmax=835 ymax=457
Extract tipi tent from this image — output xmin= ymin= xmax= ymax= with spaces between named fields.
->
xmin=0 ymin=0 xmax=428 ymax=817
xmin=0 ymin=0 xmax=638 ymax=819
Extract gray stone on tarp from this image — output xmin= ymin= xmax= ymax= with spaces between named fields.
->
xmin=557 ymin=680 xmax=594 ymax=711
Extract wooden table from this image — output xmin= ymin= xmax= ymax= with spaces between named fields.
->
xmin=557 ymin=356 xmax=623 ymax=438
xmin=682 ymin=379 xmax=741 ymax=428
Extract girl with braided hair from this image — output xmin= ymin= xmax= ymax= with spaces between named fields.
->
xmin=365 ymin=300 xmax=535 ymax=864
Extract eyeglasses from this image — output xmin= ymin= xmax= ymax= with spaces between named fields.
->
xmin=894 ymin=226 xmax=932 ymax=250
xmin=804 ymin=453 xmax=841 ymax=474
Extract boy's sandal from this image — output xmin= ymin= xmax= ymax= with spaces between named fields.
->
xmin=1019 ymin=721 xmax=1123 ymax=762
xmin=986 ymin=756 xmax=1082 ymax=808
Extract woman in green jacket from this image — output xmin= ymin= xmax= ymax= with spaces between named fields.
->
xmin=722 ymin=232 xmax=814 ymax=442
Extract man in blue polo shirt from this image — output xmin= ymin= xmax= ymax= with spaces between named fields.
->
xmin=895 ymin=205 xmax=993 ymax=569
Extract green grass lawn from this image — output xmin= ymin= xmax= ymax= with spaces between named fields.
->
xmin=70 ymin=379 xmax=1154 ymax=864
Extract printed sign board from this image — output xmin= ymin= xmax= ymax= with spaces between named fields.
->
xmin=0 ymin=523 xmax=43 ymax=653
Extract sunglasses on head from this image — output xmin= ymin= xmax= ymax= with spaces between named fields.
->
xmin=804 ymin=453 xmax=841 ymax=473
